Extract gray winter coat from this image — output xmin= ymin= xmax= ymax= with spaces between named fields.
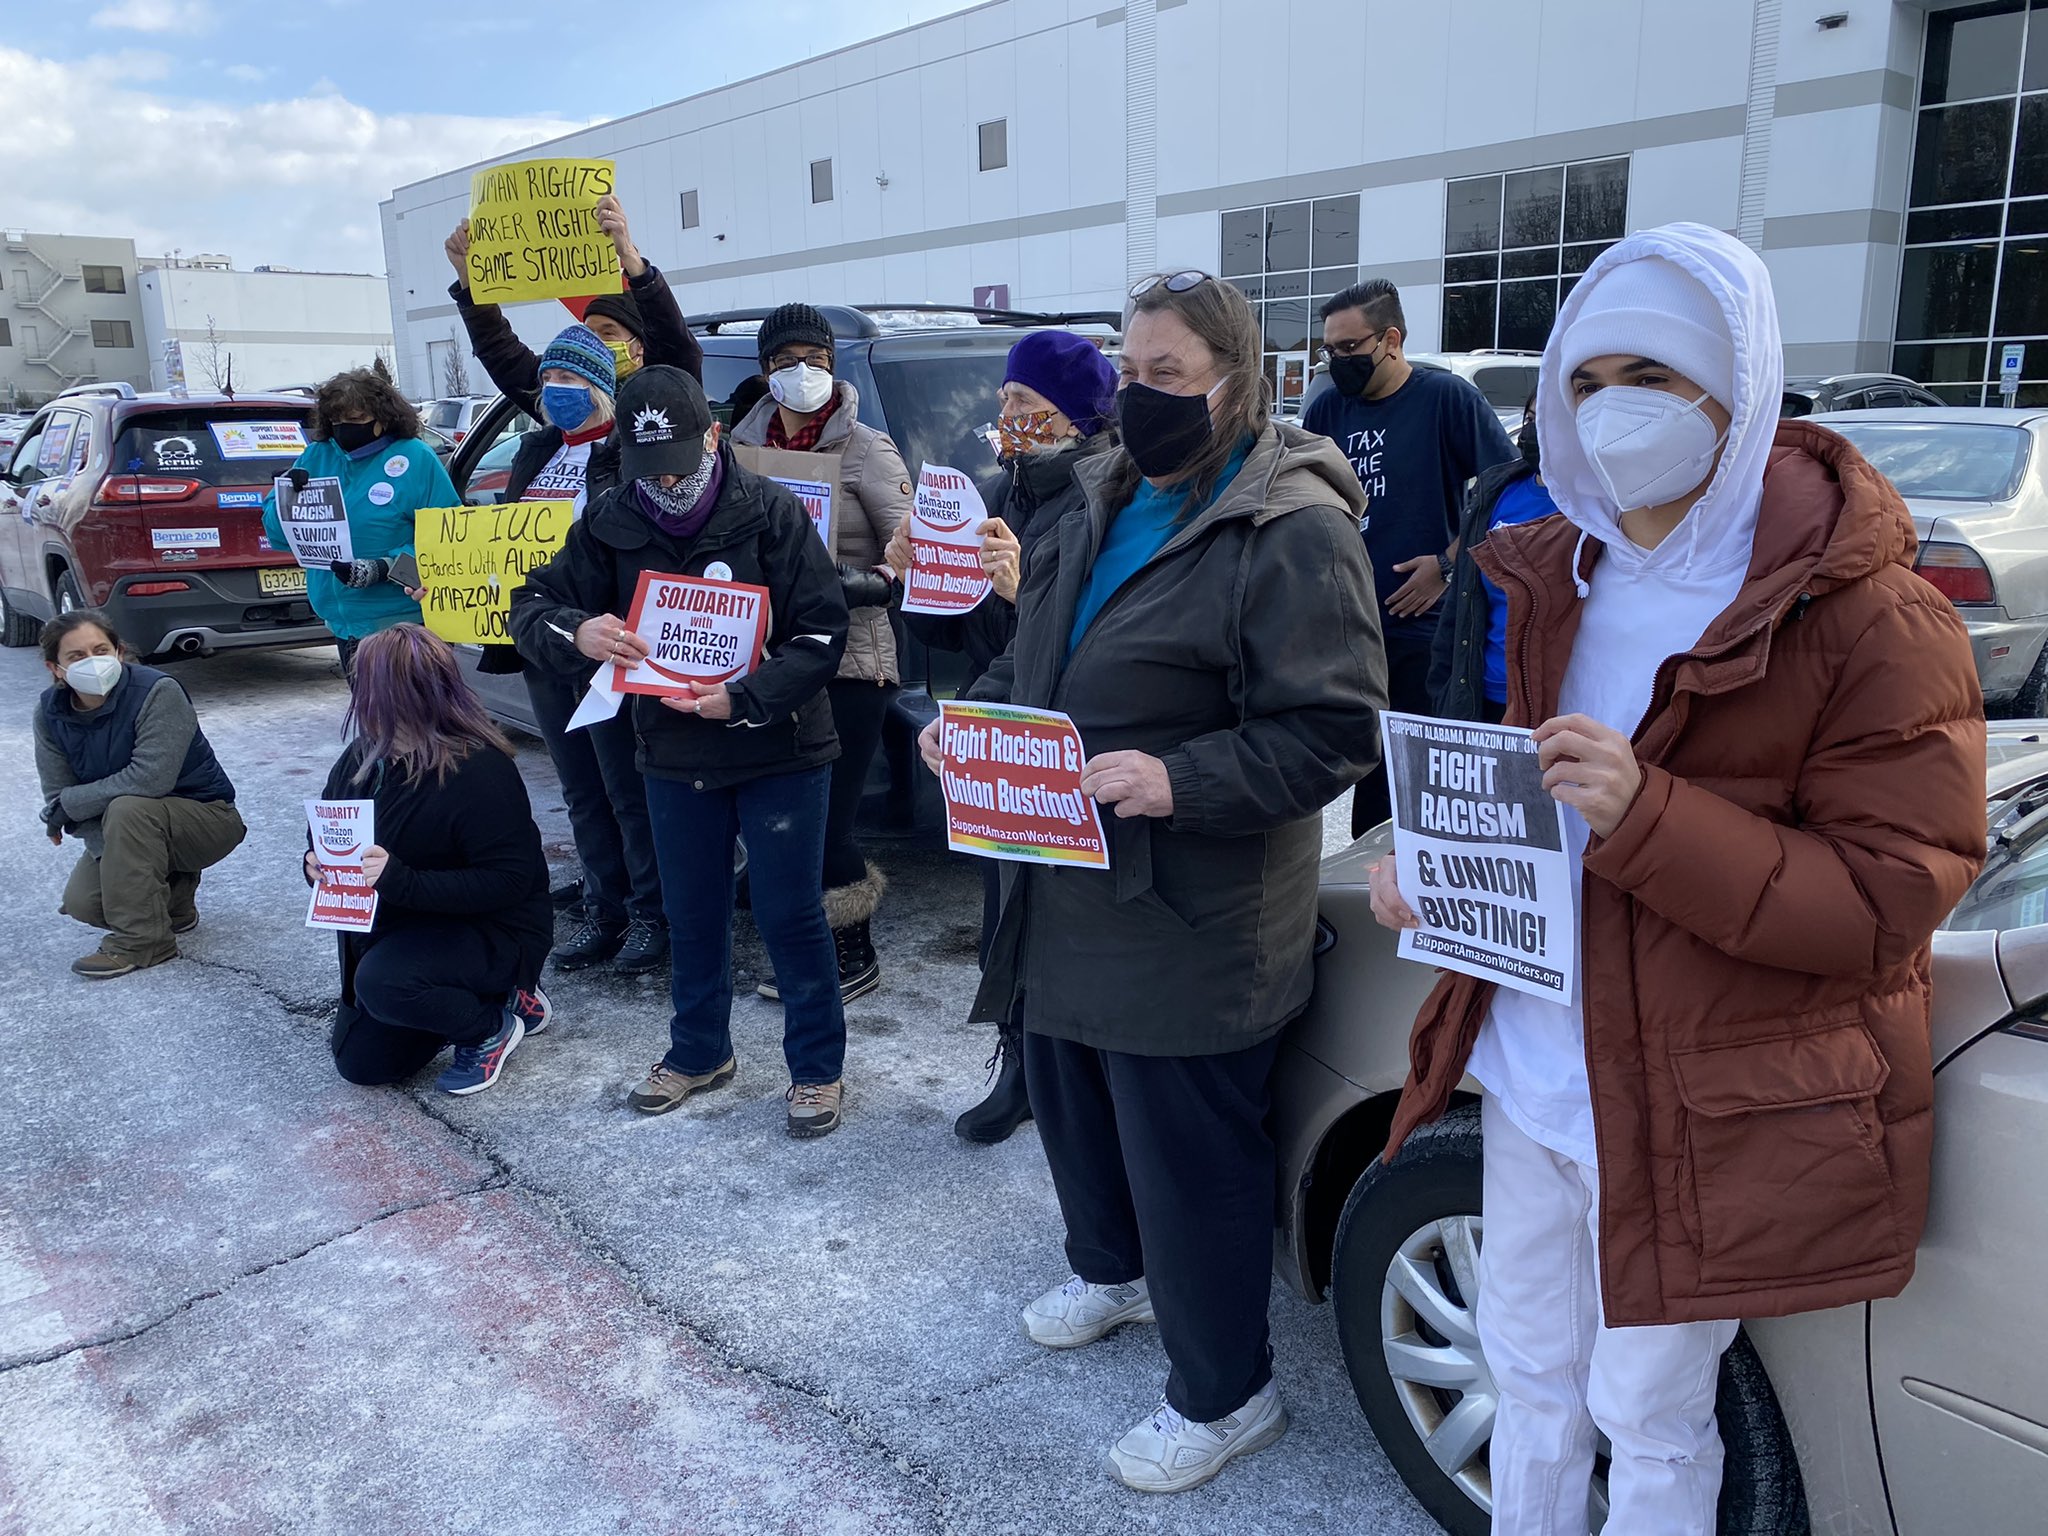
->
xmin=969 ymin=422 xmax=1388 ymax=1055
xmin=733 ymin=382 xmax=912 ymax=685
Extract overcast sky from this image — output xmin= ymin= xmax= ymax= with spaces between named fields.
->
xmin=8 ymin=0 xmax=968 ymax=275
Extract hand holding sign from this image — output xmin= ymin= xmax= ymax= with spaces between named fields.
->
xmin=1534 ymin=713 xmax=1642 ymax=838
xmin=613 ymin=570 xmax=769 ymax=696
xmin=594 ymin=193 xmax=645 ymax=279
xmin=659 ymin=682 xmax=732 ymax=719
xmin=1079 ymin=750 xmax=1174 ymax=819
xmin=980 ymin=517 xmax=1022 ymax=603
xmin=575 ymin=613 xmax=650 ymax=665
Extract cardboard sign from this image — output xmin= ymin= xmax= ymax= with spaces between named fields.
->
xmin=614 ymin=569 xmax=770 ymax=696
xmin=465 ymin=158 xmax=622 ymax=305
xmin=1379 ymin=711 xmax=1576 ymax=1004
xmin=902 ymin=462 xmax=992 ymax=616
xmin=732 ymin=444 xmax=839 ymax=554
xmin=305 ymin=799 xmax=378 ymax=933
xmin=274 ymin=475 xmax=353 ymax=569
xmin=211 ymin=421 xmax=305 ymax=459
xmin=936 ymin=700 xmax=1109 ymax=868
xmin=412 ymin=501 xmax=572 ymax=645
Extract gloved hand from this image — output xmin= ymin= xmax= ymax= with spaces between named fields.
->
xmin=836 ymin=562 xmax=893 ymax=610
xmin=331 ymin=558 xmax=392 ymax=588
xmin=286 ymin=468 xmax=310 ymax=492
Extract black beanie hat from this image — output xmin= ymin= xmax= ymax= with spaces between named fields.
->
xmin=757 ymin=303 xmax=834 ymax=368
xmin=583 ymin=289 xmax=646 ymax=343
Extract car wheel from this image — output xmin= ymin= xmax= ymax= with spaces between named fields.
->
xmin=53 ymin=569 xmax=85 ymax=617
xmin=1329 ymin=1104 xmax=1809 ymax=1536
xmin=0 ymin=585 xmax=37 ymax=647
xmin=2012 ymin=639 xmax=2048 ymax=719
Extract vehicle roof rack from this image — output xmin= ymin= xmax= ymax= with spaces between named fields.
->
xmin=55 ymin=381 xmax=139 ymax=401
xmin=689 ymin=302 xmax=1120 ymax=335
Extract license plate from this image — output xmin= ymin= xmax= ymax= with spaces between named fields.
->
xmin=258 ymin=566 xmax=307 ymax=597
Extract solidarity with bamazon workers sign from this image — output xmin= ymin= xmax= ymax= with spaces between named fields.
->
xmin=614 ymin=570 xmax=770 ymax=696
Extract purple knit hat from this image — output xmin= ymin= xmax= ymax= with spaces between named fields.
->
xmin=1003 ymin=331 xmax=1117 ymax=437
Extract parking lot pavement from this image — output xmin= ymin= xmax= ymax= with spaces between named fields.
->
xmin=0 ymin=643 xmax=1438 ymax=1536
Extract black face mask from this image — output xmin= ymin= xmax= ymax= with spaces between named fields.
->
xmin=1116 ymin=382 xmax=1214 ymax=479
xmin=1327 ymin=347 xmax=1381 ymax=399
xmin=330 ymin=420 xmax=379 ymax=452
xmin=1517 ymin=416 xmax=1539 ymax=464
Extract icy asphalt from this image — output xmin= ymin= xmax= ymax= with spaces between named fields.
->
xmin=0 ymin=641 xmax=1439 ymax=1536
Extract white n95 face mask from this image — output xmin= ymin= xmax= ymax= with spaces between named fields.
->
xmin=769 ymin=362 xmax=834 ymax=414
xmin=66 ymin=654 xmax=123 ymax=696
xmin=1574 ymin=386 xmax=1728 ymax=511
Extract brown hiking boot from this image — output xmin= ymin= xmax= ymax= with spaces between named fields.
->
xmin=627 ymin=1055 xmax=737 ymax=1115
xmin=786 ymin=1080 xmax=844 ymax=1138
xmin=71 ymin=944 xmax=174 ymax=981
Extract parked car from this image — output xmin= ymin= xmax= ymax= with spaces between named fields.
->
xmin=1782 ymin=373 xmax=1945 ymax=417
xmin=420 ymin=395 xmax=496 ymax=451
xmin=1292 ymin=354 xmax=1496 ymax=425
xmin=0 ymin=414 xmax=33 ymax=458
xmin=1273 ymin=723 xmax=2048 ymax=1536
xmin=1405 ymin=351 xmax=1543 ymax=429
xmin=0 ymin=382 xmax=326 ymax=658
xmin=1825 ymin=407 xmax=2048 ymax=713
xmin=441 ymin=303 xmax=1117 ymax=835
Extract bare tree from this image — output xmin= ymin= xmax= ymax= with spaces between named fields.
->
xmin=441 ymin=326 xmax=471 ymax=397
xmin=197 ymin=314 xmax=234 ymax=393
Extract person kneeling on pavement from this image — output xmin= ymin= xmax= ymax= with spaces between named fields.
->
xmin=510 ymin=366 xmax=854 ymax=1138
xmin=35 ymin=610 xmax=246 ymax=979
xmin=314 ymin=625 xmax=553 ymax=1097
xmin=922 ymin=271 xmax=1385 ymax=1492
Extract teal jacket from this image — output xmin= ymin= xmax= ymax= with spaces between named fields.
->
xmin=262 ymin=436 xmax=457 ymax=640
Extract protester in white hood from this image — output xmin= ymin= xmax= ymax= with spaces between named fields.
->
xmin=1370 ymin=222 xmax=1987 ymax=1534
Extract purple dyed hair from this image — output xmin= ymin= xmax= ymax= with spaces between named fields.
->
xmin=344 ymin=624 xmax=513 ymax=785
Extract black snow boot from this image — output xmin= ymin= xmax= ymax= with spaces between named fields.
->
xmin=954 ymin=1021 xmax=1031 ymax=1144
xmin=759 ymin=864 xmax=886 ymax=1004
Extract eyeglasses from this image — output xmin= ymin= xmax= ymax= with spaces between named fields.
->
xmin=1318 ymin=333 xmax=1382 ymax=363
xmin=1129 ymin=270 xmax=1210 ymax=298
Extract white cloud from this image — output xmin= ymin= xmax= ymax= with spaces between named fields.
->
xmin=222 ymin=62 xmax=268 ymax=83
xmin=0 ymin=47 xmax=579 ymax=275
xmin=91 ymin=0 xmax=215 ymax=33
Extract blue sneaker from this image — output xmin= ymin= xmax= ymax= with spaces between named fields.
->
xmin=437 ymin=1011 xmax=524 ymax=1096
xmin=511 ymin=985 xmax=552 ymax=1037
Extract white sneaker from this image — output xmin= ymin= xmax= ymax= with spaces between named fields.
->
xmin=1019 ymin=1273 xmax=1156 ymax=1348
xmin=1103 ymin=1381 xmax=1289 ymax=1494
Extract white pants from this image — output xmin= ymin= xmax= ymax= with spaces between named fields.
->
xmin=1478 ymin=1094 xmax=1739 ymax=1536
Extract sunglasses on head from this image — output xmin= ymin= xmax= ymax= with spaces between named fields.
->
xmin=1129 ymin=270 xmax=1210 ymax=298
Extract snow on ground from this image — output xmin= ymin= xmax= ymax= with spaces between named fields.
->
xmin=0 ymin=641 xmax=1436 ymax=1535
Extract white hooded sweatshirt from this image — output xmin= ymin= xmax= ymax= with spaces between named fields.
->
xmin=1465 ymin=223 xmax=1786 ymax=1166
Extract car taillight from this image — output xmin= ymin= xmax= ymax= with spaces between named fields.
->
xmin=100 ymin=477 xmax=202 ymax=503
xmin=125 ymin=580 xmax=192 ymax=597
xmin=1915 ymin=542 xmax=1997 ymax=605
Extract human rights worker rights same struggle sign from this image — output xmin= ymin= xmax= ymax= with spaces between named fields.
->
xmin=936 ymin=701 xmax=1109 ymax=868
xmin=465 ymin=158 xmax=621 ymax=306
xmin=1380 ymin=711 xmax=1576 ymax=1004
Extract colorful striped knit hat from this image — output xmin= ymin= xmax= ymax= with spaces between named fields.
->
xmin=538 ymin=323 xmax=617 ymax=398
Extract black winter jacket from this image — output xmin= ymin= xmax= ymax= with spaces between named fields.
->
xmin=904 ymin=434 xmax=1112 ymax=688
xmin=1427 ymin=457 xmax=1542 ymax=721
xmin=968 ymin=424 xmax=1387 ymax=1055
xmin=508 ymin=446 xmax=849 ymax=789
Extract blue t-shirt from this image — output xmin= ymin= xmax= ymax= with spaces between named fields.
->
xmin=1479 ymin=473 xmax=1558 ymax=704
xmin=1302 ymin=368 xmax=1516 ymax=643
xmin=1068 ymin=439 xmax=1252 ymax=657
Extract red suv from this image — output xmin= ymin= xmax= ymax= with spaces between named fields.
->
xmin=0 ymin=383 xmax=327 ymax=658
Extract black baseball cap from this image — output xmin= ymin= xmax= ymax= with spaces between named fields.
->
xmin=617 ymin=365 xmax=712 ymax=481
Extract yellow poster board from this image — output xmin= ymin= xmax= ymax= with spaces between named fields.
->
xmin=465 ymin=158 xmax=621 ymax=305
xmin=413 ymin=502 xmax=574 ymax=645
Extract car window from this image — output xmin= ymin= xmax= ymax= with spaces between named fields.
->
xmin=701 ymin=352 xmax=766 ymax=422
xmin=110 ymin=409 xmax=311 ymax=486
xmin=1947 ymin=828 xmax=2048 ymax=932
xmin=6 ymin=416 xmax=50 ymax=483
xmin=868 ymin=343 xmax=1029 ymax=506
xmin=1826 ymin=421 xmax=2032 ymax=501
xmin=1860 ymin=388 xmax=1913 ymax=410
xmin=1471 ymin=365 xmax=1540 ymax=412
xmin=67 ymin=416 xmax=93 ymax=475
xmin=427 ymin=400 xmax=462 ymax=432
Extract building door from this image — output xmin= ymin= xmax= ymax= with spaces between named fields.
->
xmin=425 ymin=339 xmax=454 ymax=400
xmin=1271 ymin=353 xmax=1309 ymax=413
xmin=19 ymin=324 xmax=37 ymax=362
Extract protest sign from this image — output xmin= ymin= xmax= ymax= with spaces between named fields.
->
xmin=1379 ymin=710 xmax=1575 ymax=1004
xmin=211 ymin=420 xmax=305 ymax=460
xmin=465 ymin=158 xmax=621 ymax=306
xmin=902 ymin=464 xmax=992 ymax=616
xmin=274 ymin=475 xmax=353 ymax=569
xmin=305 ymin=799 xmax=378 ymax=933
xmin=732 ymin=444 xmax=838 ymax=554
xmin=412 ymin=501 xmax=573 ymax=645
xmin=936 ymin=700 xmax=1109 ymax=869
xmin=614 ymin=569 xmax=770 ymax=697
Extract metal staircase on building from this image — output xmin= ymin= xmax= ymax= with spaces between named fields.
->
xmin=5 ymin=233 xmax=87 ymax=390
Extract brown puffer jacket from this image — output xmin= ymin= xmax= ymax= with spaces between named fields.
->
xmin=1385 ymin=421 xmax=1987 ymax=1328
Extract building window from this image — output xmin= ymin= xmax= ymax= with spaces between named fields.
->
xmin=91 ymin=319 xmax=133 ymax=349
xmin=1441 ymin=158 xmax=1628 ymax=353
xmin=0 ymin=319 xmax=10 ymax=347
xmin=1894 ymin=0 xmax=2048 ymax=404
xmin=810 ymin=158 xmax=834 ymax=204
xmin=979 ymin=119 xmax=1008 ymax=172
xmin=82 ymin=265 xmax=126 ymax=295
xmin=680 ymin=189 xmax=700 ymax=230
xmin=1220 ymin=195 xmax=1359 ymax=409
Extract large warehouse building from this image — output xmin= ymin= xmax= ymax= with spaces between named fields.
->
xmin=380 ymin=0 xmax=2046 ymax=410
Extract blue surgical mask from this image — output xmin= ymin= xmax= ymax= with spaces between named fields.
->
xmin=542 ymin=383 xmax=595 ymax=433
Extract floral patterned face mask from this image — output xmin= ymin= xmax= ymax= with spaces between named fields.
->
xmin=992 ymin=410 xmax=1063 ymax=459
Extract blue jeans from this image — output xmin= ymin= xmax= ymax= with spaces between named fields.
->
xmin=643 ymin=765 xmax=845 ymax=1085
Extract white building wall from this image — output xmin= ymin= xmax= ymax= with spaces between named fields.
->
xmin=382 ymin=0 xmax=1941 ymax=395
xmin=136 ymin=266 xmax=394 ymax=394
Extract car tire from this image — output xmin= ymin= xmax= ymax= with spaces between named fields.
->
xmin=2011 ymin=639 xmax=2048 ymax=719
xmin=0 ymin=586 xmax=37 ymax=647
xmin=1329 ymin=1104 xmax=1809 ymax=1536
xmin=53 ymin=569 xmax=85 ymax=617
